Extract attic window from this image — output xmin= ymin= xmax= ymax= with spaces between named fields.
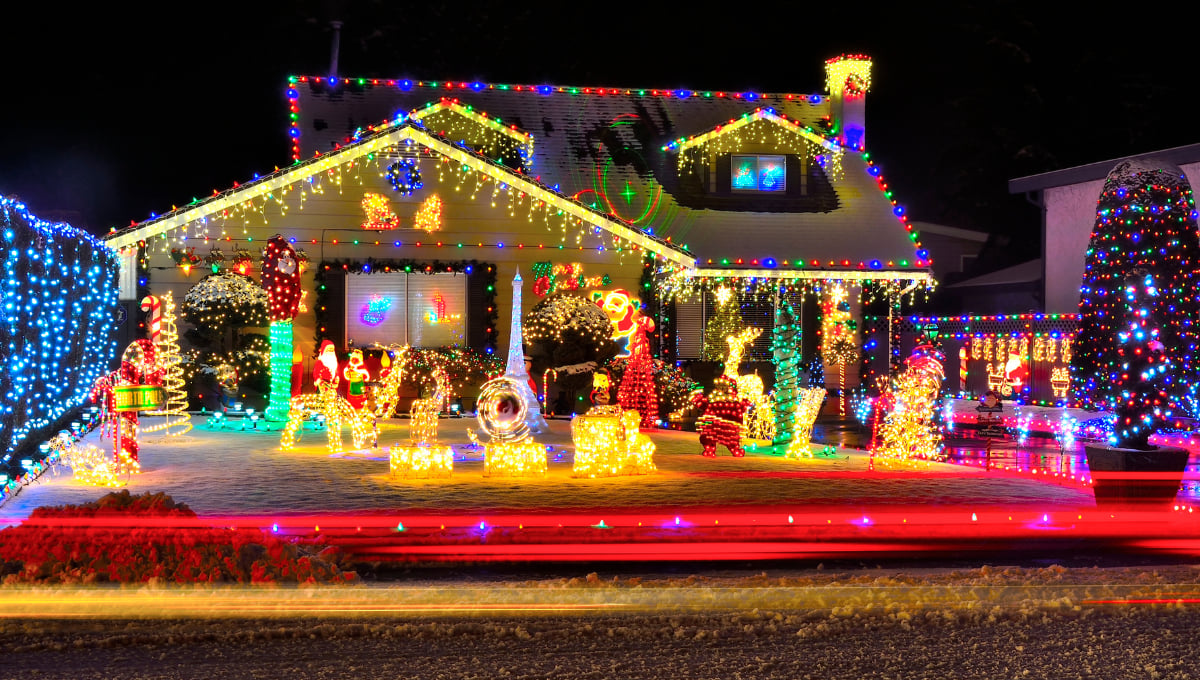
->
xmin=731 ymin=154 xmax=786 ymax=192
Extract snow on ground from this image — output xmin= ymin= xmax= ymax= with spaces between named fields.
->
xmin=0 ymin=416 xmax=1094 ymax=522
xmin=3 ymin=564 xmax=1200 ymax=679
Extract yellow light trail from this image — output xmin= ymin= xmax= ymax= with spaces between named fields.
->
xmin=3 ymin=584 xmax=1199 ymax=619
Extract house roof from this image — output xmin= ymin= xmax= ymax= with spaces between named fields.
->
xmin=286 ymin=76 xmax=932 ymax=282
xmin=103 ymin=118 xmax=696 ymax=268
xmin=1009 ymin=142 xmax=1200 ymax=193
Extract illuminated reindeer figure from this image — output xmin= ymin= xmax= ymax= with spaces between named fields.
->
xmin=408 ymin=366 xmax=449 ymax=445
xmin=279 ymin=344 xmax=409 ymax=452
xmin=724 ymin=327 xmax=774 ymax=441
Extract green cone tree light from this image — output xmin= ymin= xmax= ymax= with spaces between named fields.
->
xmin=261 ymin=236 xmax=303 ymax=422
xmin=1075 ymin=159 xmax=1200 ymax=415
xmin=771 ymin=298 xmax=801 ymax=444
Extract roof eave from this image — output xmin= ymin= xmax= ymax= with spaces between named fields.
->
xmin=104 ymin=124 xmax=695 ymax=268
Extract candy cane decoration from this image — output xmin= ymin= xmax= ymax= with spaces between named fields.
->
xmin=140 ymin=295 xmax=162 ymax=345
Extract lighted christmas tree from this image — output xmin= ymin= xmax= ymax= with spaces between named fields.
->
xmin=1110 ymin=270 xmax=1174 ymax=450
xmin=771 ymin=299 xmax=801 ymax=445
xmin=1075 ymin=158 xmax=1200 ymax=415
xmin=703 ymin=287 xmax=744 ymax=362
xmin=141 ymin=292 xmax=191 ymax=436
xmin=869 ymin=341 xmax=945 ymax=461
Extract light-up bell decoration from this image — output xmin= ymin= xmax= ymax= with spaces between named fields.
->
xmin=478 ymin=376 xmax=546 ymax=477
xmin=390 ymin=366 xmax=453 ymax=479
xmin=571 ymin=372 xmax=655 ymax=478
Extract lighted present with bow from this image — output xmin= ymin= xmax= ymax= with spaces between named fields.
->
xmin=570 ymin=406 xmax=656 ymax=478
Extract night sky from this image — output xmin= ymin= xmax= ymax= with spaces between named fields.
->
xmin=2 ymin=2 xmax=1196 ymax=273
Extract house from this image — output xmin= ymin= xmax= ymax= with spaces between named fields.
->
xmin=1008 ymin=142 xmax=1200 ymax=315
xmin=104 ymin=56 xmax=932 ymax=407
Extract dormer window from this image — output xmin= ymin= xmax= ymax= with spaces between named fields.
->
xmin=731 ymin=154 xmax=786 ymax=193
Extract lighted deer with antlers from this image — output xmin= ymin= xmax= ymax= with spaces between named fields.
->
xmin=279 ymin=344 xmax=409 ymax=452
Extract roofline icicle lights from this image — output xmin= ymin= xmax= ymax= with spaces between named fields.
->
xmin=105 ymin=122 xmax=696 ymax=269
xmin=408 ymin=99 xmax=535 ymax=166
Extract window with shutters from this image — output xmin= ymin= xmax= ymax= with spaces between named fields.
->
xmin=345 ymin=272 xmax=467 ymax=347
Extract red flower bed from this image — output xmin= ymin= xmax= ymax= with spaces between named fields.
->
xmin=0 ymin=491 xmax=357 ymax=585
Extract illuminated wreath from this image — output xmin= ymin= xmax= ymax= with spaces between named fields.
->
xmin=476 ymin=377 xmax=530 ymax=443
xmin=387 ymin=157 xmax=423 ymax=197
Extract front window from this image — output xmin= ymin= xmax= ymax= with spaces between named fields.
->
xmin=345 ymin=272 xmax=467 ymax=347
xmin=731 ymin=154 xmax=786 ymax=193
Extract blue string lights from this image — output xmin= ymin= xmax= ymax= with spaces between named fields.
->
xmin=1 ymin=198 xmax=119 ymax=484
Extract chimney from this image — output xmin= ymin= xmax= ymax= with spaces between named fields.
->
xmin=329 ymin=20 xmax=343 ymax=78
xmin=824 ymin=55 xmax=873 ymax=150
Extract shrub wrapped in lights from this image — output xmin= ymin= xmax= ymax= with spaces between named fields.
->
xmin=1074 ymin=158 xmax=1200 ymax=415
xmin=0 ymin=198 xmax=118 ymax=482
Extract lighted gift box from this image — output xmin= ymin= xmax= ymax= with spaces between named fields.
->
xmin=571 ymin=407 xmax=656 ymax=478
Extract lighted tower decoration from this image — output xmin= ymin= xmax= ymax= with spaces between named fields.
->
xmin=1075 ymin=158 xmax=1200 ymax=416
xmin=140 ymin=292 xmax=191 ymax=436
xmin=261 ymin=235 xmax=303 ymax=422
xmin=703 ymin=287 xmax=744 ymax=361
xmin=869 ymin=341 xmax=945 ymax=462
xmin=1110 ymin=270 xmax=1174 ymax=450
xmin=821 ymin=283 xmax=859 ymax=416
xmin=771 ymin=298 xmax=801 ymax=445
xmin=504 ymin=269 xmax=549 ymax=434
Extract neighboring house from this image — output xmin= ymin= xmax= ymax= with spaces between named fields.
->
xmin=104 ymin=56 xmax=931 ymax=398
xmin=1008 ymin=143 xmax=1200 ymax=314
xmin=906 ymin=221 xmax=988 ymax=284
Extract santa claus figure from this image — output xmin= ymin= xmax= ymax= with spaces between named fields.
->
xmin=313 ymin=340 xmax=340 ymax=392
xmin=692 ymin=375 xmax=751 ymax=457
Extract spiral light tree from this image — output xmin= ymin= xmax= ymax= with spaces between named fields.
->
xmin=141 ymin=292 xmax=191 ymax=436
xmin=261 ymin=235 xmax=303 ymax=422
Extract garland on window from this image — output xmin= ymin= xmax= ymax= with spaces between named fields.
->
xmin=313 ymin=258 xmax=497 ymax=354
